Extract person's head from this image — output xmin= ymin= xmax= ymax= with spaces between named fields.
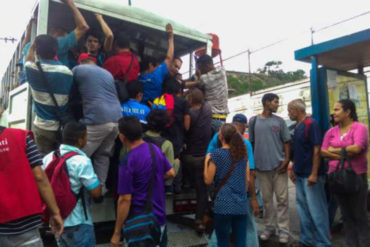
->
xmin=49 ymin=27 xmax=68 ymax=38
xmin=169 ymin=57 xmax=183 ymax=76
xmin=77 ymin=53 xmax=97 ymax=65
xmin=333 ymin=99 xmax=358 ymax=124
xmin=188 ymin=88 xmax=204 ymax=106
xmin=162 ymin=76 xmax=181 ymax=95
xmin=232 ymin=114 xmax=248 ymax=134
xmin=35 ymin=35 xmax=58 ymax=60
xmin=288 ymin=99 xmax=306 ymax=121
xmin=126 ymin=80 xmax=144 ymax=101
xmin=118 ymin=116 xmax=143 ymax=144
xmin=219 ymin=123 xmax=247 ymax=164
xmin=140 ymin=57 xmax=160 ymax=73
xmin=62 ymin=122 xmax=87 ymax=149
xmin=85 ymin=29 xmax=103 ymax=54
xmin=146 ymin=109 xmax=171 ymax=133
xmin=196 ymin=54 xmax=214 ymax=75
xmin=114 ymin=32 xmax=130 ymax=51
xmin=262 ymin=93 xmax=279 ymax=113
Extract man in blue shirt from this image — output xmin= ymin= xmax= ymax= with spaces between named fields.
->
xmin=73 ymin=53 xmax=122 ymax=191
xmin=206 ymin=113 xmax=260 ymax=247
xmin=122 ymin=80 xmax=151 ymax=125
xmin=43 ymin=122 xmax=102 ymax=247
xmin=287 ymin=99 xmax=330 ymax=247
xmin=139 ymin=23 xmax=174 ymax=104
xmin=25 ymin=35 xmax=74 ymax=155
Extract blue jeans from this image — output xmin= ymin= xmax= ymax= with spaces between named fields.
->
xmin=296 ymin=176 xmax=331 ymax=247
xmin=57 ymin=224 xmax=95 ymax=247
xmin=207 ymin=198 xmax=258 ymax=247
xmin=213 ymin=214 xmax=247 ymax=247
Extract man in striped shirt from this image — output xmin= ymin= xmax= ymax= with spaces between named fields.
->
xmin=0 ymin=126 xmax=63 ymax=247
xmin=25 ymin=35 xmax=74 ymax=155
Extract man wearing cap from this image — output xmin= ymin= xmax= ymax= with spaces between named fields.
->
xmin=206 ymin=113 xmax=260 ymax=247
xmin=72 ymin=53 xmax=122 ymax=193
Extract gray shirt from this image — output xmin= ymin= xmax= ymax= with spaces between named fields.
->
xmin=249 ymin=115 xmax=291 ymax=171
xmin=72 ymin=64 xmax=122 ymax=125
xmin=199 ymin=67 xmax=229 ymax=114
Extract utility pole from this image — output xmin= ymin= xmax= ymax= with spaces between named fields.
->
xmin=247 ymin=49 xmax=252 ymax=93
xmin=310 ymin=27 xmax=314 ymax=45
xmin=128 ymin=0 xmax=132 ymax=6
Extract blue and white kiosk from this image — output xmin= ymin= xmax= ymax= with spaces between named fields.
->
xmin=295 ymin=29 xmax=370 ymax=180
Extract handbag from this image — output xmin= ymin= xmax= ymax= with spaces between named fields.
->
xmin=328 ymin=147 xmax=362 ymax=195
xmin=36 ymin=62 xmax=74 ymax=142
xmin=203 ymin=160 xmax=236 ymax=233
xmin=115 ymin=53 xmax=134 ymax=103
xmin=123 ymin=143 xmax=161 ymax=247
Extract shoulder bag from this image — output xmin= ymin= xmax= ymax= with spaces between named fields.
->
xmin=123 ymin=143 xmax=161 ymax=247
xmin=328 ymin=148 xmax=362 ymax=194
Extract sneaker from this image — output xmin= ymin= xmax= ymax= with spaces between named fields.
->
xmin=260 ymin=229 xmax=274 ymax=241
xmin=279 ymin=232 xmax=289 ymax=244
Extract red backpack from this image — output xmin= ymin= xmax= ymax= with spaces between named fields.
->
xmin=42 ymin=151 xmax=87 ymax=222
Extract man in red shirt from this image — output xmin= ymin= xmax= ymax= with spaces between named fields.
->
xmin=103 ymin=32 xmax=140 ymax=82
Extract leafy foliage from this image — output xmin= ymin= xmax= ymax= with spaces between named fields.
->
xmin=227 ymin=60 xmax=307 ymax=98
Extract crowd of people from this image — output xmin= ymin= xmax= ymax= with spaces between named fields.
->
xmin=0 ymin=1 xmax=369 ymax=247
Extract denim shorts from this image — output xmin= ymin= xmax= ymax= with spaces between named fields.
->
xmin=57 ymin=224 xmax=95 ymax=247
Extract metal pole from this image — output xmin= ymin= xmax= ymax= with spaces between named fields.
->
xmin=128 ymin=0 xmax=132 ymax=6
xmin=310 ymin=27 xmax=314 ymax=45
xmin=189 ymin=52 xmax=193 ymax=78
xmin=248 ymin=49 xmax=252 ymax=92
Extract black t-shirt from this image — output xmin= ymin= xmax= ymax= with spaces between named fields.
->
xmin=162 ymin=96 xmax=189 ymax=158
xmin=184 ymin=102 xmax=212 ymax=156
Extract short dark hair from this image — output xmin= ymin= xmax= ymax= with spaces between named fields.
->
xmin=162 ymin=76 xmax=181 ymax=95
xmin=126 ymin=80 xmax=144 ymax=99
xmin=62 ymin=122 xmax=86 ymax=146
xmin=189 ymin=88 xmax=204 ymax=105
xmin=338 ymin=99 xmax=358 ymax=121
xmin=119 ymin=116 xmax=143 ymax=141
xmin=115 ymin=32 xmax=130 ymax=48
xmin=262 ymin=93 xmax=279 ymax=106
xmin=35 ymin=35 xmax=58 ymax=60
xmin=140 ymin=57 xmax=160 ymax=72
xmin=174 ymin=57 xmax=183 ymax=63
xmin=196 ymin=54 xmax=213 ymax=66
xmin=85 ymin=28 xmax=104 ymax=44
xmin=146 ymin=109 xmax=170 ymax=132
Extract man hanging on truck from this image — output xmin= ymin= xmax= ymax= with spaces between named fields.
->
xmin=25 ymin=35 xmax=74 ymax=156
xmin=139 ymin=23 xmax=175 ymax=105
xmin=22 ymin=0 xmax=89 ymax=71
xmin=84 ymin=14 xmax=114 ymax=66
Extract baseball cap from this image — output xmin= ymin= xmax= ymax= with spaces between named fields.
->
xmin=77 ymin=53 xmax=97 ymax=64
xmin=232 ymin=114 xmax=247 ymax=124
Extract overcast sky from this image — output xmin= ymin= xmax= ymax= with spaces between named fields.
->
xmin=1 ymin=0 xmax=370 ymax=78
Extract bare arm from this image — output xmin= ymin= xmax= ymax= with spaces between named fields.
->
xmin=32 ymin=166 xmax=64 ymax=237
xmin=165 ymin=168 xmax=176 ymax=180
xmin=277 ymin=142 xmax=290 ymax=173
xmin=321 ymin=149 xmax=341 ymax=160
xmin=184 ymin=114 xmax=190 ymax=131
xmin=88 ymin=185 xmax=102 ymax=198
xmin=22 ymin=19 xmax=34 ymax=50
xmin=204 ymin=159 xmax=216 ymax=185
xmin=95 ymin=14 xmax=113 ymax=53
xmin=62 ymin=0 xmax=89 ymax=41
xmin=307 ymin=145 xmax=321 ymax=185
xmin=111 ymin=194 xmax=132 ymax=247
xmin=248 ymin=170 xmax=259 ymax=216
xmin=164 ymin=23 xmax=174 ymax=67
xmin=185 ymin=80 xmax=200 ymax=88
xmin=25 ymin=41 xmax=36 ymax=62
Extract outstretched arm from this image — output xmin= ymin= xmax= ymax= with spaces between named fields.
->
xmin=164 ymin=23 xmax=174 ymax=68
xmin=95 ymin=14 xmax=113 ymax=53
xmin=25 ymin=41 xmax=36 ymax=62
xmin=62 ymin=0 xmax=89 ymax=41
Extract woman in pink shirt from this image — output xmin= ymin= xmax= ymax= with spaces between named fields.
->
xmin=321 ymin=99 xmax=369 ymax=247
